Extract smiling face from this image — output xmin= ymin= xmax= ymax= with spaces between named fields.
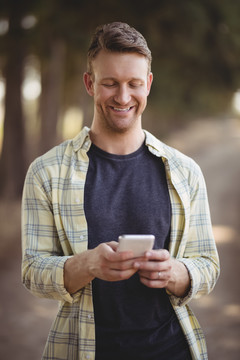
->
xmin=84 ymin=50 xmax=153 ymax=136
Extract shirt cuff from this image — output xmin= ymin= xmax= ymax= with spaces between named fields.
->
xmin=54 ymin=256 xmax=83 ymax=303
xmin=168 ymin=258 xmax=196 ymax=307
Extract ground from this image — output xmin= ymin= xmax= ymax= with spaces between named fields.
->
xmin=0 ymin=117 xmax=239 ymax=359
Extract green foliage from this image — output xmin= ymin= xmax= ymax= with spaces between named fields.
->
xmin=1 ymin=0 xmax=240 ymax=119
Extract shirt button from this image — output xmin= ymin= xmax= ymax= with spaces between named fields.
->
xmin=86 ymin=355 xmax=91 ymax=359
xmin=87 ymin=314 xmax=92 ymax=319
xmin=75 ymin=197 xmax=80 ymax=203
xmin=80 ymin=235 xmax=84 ymax=240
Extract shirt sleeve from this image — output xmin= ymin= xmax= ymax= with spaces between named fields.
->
xmin=21 ymin=161 xmax=81 ymax=304
xmin=169 ymin=162 xmax=220 ymax=307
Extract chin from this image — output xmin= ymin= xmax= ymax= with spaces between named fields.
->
xmin=107 ymin=116 xmax=140 ymax=133
xmin=109 ymin=122 xmax=136 ymax=134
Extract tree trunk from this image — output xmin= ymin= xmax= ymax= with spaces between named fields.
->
xmin=39 ymin=39 xmax=66 ymax=154
xmin=0 ymin=10 xmax=26 ymax=199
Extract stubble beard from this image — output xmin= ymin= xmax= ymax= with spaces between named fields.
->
xmin=98 ymin=105 xmax=141 ymax=135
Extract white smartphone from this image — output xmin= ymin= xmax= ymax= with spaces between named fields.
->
xmin=118 ymin=234 xmax=155 ymax=257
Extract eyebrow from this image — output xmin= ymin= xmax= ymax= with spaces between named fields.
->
xmin=101 ymin=77 xmax=144 ymax=82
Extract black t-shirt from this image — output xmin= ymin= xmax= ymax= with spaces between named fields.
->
xmin=84 ymin=142 xmax=191 ymax=360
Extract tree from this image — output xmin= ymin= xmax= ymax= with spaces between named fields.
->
xmin=39 ymin=39 xmax=66 ymax=154
xmin=1 ymin=0 xmax=240 ymax=198
xmin=0 ymin=1 xmax=28 ymax=199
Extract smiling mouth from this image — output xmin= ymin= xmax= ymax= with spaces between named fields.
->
xmin=110 ymin=106 xmax=134 ymax=112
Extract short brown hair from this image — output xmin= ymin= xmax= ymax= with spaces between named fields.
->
xmin=87 ymin=22 xmax=152 ymax=74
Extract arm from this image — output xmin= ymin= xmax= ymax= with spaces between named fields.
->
xmin=176 ymin=164 xmax=220 ymax=303
xmin=133 ymin=250 xmax=190 ymax=298
xmin=21 ymin=163 xmax=73 ymax=302
xmin=22 ymin=163 xmax=140 ymax=301
xmin=133 ymin=162 xmax=220 ymax=303
xmin=64 ymin=242 xmax=140 ymax=294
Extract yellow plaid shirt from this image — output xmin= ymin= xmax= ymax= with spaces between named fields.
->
xmin=22 ymin=127 xmax=220 ymax=360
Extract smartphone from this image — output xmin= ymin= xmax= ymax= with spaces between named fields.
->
xmin=118 ymin=234 xmax=155 ymax=257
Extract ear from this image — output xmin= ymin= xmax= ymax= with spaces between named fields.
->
xmin=83 ymin=72 xmax=94 ymax=96
xmin=147 ymin=72 xmax=153 ymax=95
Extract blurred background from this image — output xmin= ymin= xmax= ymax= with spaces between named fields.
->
xmin=0 ymin=0 xmax=239 ymax=359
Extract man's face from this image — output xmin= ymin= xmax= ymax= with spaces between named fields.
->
xmin=84 ymin=50 xmax=153 ymax=134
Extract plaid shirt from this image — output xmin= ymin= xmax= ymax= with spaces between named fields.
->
xmin=22 ymin=126 xmax=220 ymax=360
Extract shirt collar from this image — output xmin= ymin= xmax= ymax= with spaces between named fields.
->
xmin=72 ymin=126 xmax=172 ymax=161
xmin=143 ymin=129 xmax=173 ymax=161
xmin=72 ymin=126 xmax=92 ymax=153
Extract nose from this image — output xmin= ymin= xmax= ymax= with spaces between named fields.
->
xmin=113 ymin=84 xmax=131 ymax=105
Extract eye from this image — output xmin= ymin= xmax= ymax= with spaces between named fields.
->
xmin=129 ymin=82 xmax=142 ymax=88
xmin=102 ymin=82 xmax=116 ymax=87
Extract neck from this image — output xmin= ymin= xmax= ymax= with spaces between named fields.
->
xmin=89 ymin=126 xmax=145 ymax=155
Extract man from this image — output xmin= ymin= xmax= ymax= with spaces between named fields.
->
xmin=22 ymin=22 xmax=220 ymax=360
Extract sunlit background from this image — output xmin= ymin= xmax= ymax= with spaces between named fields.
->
xmin=1 ymin=67 xmax=240 ymax=149
xmin=1 ymin=2 xmax=240 ymax=179
xmin=0 ymin=1 xmax=239 ymax=359
xmin=0 ymin=15 xmax=83 ymax=152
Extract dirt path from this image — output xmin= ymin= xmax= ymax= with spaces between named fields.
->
xmin=167 ymin=117 xmax=240 ymax=360
xmin=0 ymin=118 xmax=239 ymax=359
xmin=0 ymin=202 xmax=59 ymax=360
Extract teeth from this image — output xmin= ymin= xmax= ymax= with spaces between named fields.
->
xmin=113 ymin=107 xmax=131 ymax=112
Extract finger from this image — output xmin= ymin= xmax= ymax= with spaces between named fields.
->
xmin=145 ymin=249 xmax=170 ymax=261
xmin=100 ymin=267 xmax=138 ymax=282
xmin=134 ymin=260 xmax=166 ymax=272
xmin=139 ymin=275 xmax=169 ymax=289
xmin=106 ymin=241 xmax=119 ymax=251
xmin=102 ymin=243 xmax=135 ymax=261
xmin=110 ymin=258 xmax=141 ymax=271
xmin=138 ymin=270 xmax=165 ymax=281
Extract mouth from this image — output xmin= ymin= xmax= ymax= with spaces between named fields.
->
xmin=110 ymin=106 xmax=134 ymax=113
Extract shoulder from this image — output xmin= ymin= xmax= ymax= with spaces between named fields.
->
xmin=27 ymin=127 xmax=91 ymax=180
xmin=144 ymin=130 xmax=206 ymax=199
xmin=144 ymin=129 xmax=201 ymax=175
xmin=28 ymin=140 xmax=72 ymax=179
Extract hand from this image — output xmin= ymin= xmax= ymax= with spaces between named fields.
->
xmin=133 ymin=249 xmax=172 ymax=288
xmin=87 ymin=241 xmax=144 ymax=282
xmin=133 ymin=249 xmax=190 ymax=297
xmin=64 ymin=241 xmax=147 ymax=294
